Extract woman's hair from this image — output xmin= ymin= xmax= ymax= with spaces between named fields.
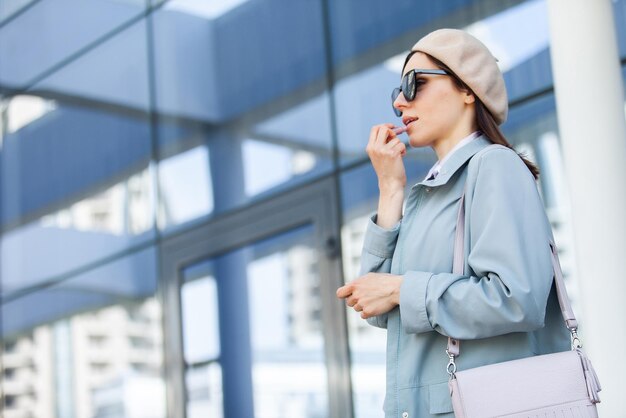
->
xmin=402 ymin=51 xmax=540 ymax=180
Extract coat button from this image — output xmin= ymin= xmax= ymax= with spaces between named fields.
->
xmin=402 ymin=412 xmax=409 ymax=418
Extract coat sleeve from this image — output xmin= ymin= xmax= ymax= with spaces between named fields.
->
xmin=398 ymin=148 xmax=554 ymax=338
xmin=359 ymin=214 xmax=401 ymax=329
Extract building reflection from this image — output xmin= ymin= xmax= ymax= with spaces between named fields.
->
xmin=2 ymin=298 xmax=163 ymax=418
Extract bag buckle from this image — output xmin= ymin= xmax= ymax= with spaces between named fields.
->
xmin=446 ymin=349 xmax=457 ymax=378
xmin=570 ymin=328 xmax=582 ymax=349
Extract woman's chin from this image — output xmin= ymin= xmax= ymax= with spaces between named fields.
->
xmin=407 ymin=135 xmax=432 ymax=149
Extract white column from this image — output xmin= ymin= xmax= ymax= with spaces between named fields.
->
xmin=547 ymin=0 xmax=626 ymax=414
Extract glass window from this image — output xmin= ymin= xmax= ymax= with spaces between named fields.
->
xmin=32 ymin=17 xmax=151 ymax=111
xmin=180 ymin=270 xmax=223 ymax=418
xmin=1 ymin=246 xmax=165 ymax=418
xmin=0 ymin=18 xmax=154 ymax=295
xmin=185 ymin=362 xmax=224 ymax=418
xmin=0 ymin=0 xmax=35 ymax=23
xmin=0 ymin=0 xmax=147 ymax=89
xmin=180 ymin=225 xmax=329 ymax=417
xmin=151 ymin=0 xmax=334 ymax=227
xmin=157 ymin=145 xmax=214 ymax=230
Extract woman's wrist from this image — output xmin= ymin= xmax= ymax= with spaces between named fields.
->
xmin=378 ymin=180 xmax=405 ymax=196
xmin=377 ymin=187 xmax=404 ymax=229
xmin=389 ymin=274 xmax=403 ymax=305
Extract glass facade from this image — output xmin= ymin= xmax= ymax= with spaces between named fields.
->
xmin=1 ymin=0 xmax=625 ymax=417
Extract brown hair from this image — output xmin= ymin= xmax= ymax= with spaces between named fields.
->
xmin=402 ymin=51 xmax=540 ymax=180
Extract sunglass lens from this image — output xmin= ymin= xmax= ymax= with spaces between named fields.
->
xmin=402 ymin=71 xmax=416 ymax=101
xmin=391 ymin=88 xmax=402 ymax=117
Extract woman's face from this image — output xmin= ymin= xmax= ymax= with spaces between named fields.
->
xmin=393 ymin=52 xmax=475 ymax=149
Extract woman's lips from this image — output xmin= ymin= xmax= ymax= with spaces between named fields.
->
xmin=402 ymin=117 xmax=418 ymax=127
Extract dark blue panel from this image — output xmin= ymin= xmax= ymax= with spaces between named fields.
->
xmin=213 ymin=0 xmax=328 ymax=120
xmin=327 ymin=0 xmax=470 ymax=65
xmin=504 ymin=48 xmax=554 ymax=104
xmin=1 ymin=246 xmax=157 ymax=338
xmin=1 ymin=104 xmax=151 ymax=227
xmin=0 ymin=0 xmax=146 ymax=89
xmin=503 ymin=92 xmax=556 ymax=135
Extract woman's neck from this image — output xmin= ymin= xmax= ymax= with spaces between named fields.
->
xmin=432 ymin=128 xmax=478 ymax=161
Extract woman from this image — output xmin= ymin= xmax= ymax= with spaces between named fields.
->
xmin=336 ymin=29 xmax=569 ymax=417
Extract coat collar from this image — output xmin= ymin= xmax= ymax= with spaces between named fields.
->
xmin=414 ymin=135 xmax=492 ymax=188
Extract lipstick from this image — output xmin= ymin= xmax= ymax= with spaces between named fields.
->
xmin=392 ymin=126 xmax=407 ymax=135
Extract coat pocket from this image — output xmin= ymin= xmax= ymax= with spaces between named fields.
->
xmin=428 ymin=381 xmax=454 ymax=415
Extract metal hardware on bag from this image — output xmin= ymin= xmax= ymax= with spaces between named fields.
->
xmin=570 ymin=328 xmax=582 ymax=349
xmin=446 ymin=349 xmax=457 ymax=378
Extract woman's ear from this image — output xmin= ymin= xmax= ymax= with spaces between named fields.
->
xmin=463 ymin=91 xmax=476 ymax=104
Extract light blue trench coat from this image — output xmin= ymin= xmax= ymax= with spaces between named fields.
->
xmin=360 ymin=135 xmax=569 ymax=418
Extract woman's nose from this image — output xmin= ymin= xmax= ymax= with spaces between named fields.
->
xmin=393 ymin=91 xmax=407 ymax=113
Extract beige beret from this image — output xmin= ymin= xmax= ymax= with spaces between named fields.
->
xmin=411 ymin=29 xmax=508 ymax=125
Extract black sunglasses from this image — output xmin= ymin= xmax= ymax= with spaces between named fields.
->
xmin=391 ymin=69 xmax=449 ymax=117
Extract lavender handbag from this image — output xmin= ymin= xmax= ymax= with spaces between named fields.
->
xmin=446 ymin=191 xmax=602 ymax=418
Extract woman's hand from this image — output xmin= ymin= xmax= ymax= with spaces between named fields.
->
xmin=367 ymin=124 xmax=407 ymax=229
xmin=336 ymin=273 xmax=403 ymax=319
xmin=366 ymin=123 xmax=407 ymax=193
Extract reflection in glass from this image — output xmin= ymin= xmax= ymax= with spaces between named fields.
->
xmin=1 ymin=166 xmax=155 ymax=295
xmin=186 ymin=363 xmax=223 ymax=418
xmin=0 ymin=0 xmax=147 ymax=89
xmin=161 ymin=0 xmax=249 ymax=19
xmin=1 ymin=13 xmax=153 ymax=295
xmin=1 ymin=245 xmax=162 ymax=417
xmin=242 ymin=93 xmax=333 ymax=199
xmin=151 ymin=0 xmax=333 ymax=219
xmin=181 ymin=269 xmax=223 ymax=418
xmin=40 ymin=166 xmax=154 ymax=236
xmin=339 ymin=167 xmax=387 ymax=418
xmin=242 ymin=139 xmax=317 ymax=197
xmin=181 ymin=275 xmax=220 ymax=364
xmin=0 ymin=0 xmax=35 ymax=23
xmin=33 ymin=18 xmax=151 ymax=112
xmin=158 ymin=146 xmax=213 ymax=229
xmin=246 ymin=226 xmax=327 ymax=417
xmin=1 ymin=297 xmax=164 ymax=418
xmin=181 ymin=225 xmax=328 ymax=417
xmin=2 ymin=94 xmax=57 ymax=134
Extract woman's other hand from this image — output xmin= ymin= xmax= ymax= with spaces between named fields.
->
xmin=336 ymin=273 xmax=403 ymax=319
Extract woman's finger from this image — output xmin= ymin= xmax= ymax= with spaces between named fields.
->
xmin=371 ymin=124 xmax=396 ymax=146
xmin=386 ymin=138 xmax=401 ymax=148
xmin=375 ymin=125 xmax=394 ymax=146
xmin=336 ymin=284 xmax=352 ymax=299
xmin=390 ymin=141 xmax=407 ymax=156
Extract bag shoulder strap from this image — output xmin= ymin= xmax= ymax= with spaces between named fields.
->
xmin=446 ymin=154 xmax=578 ymax=358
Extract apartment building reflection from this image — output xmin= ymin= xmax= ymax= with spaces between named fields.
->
xmin=2 ymin=299 xmax=164 ymax=418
